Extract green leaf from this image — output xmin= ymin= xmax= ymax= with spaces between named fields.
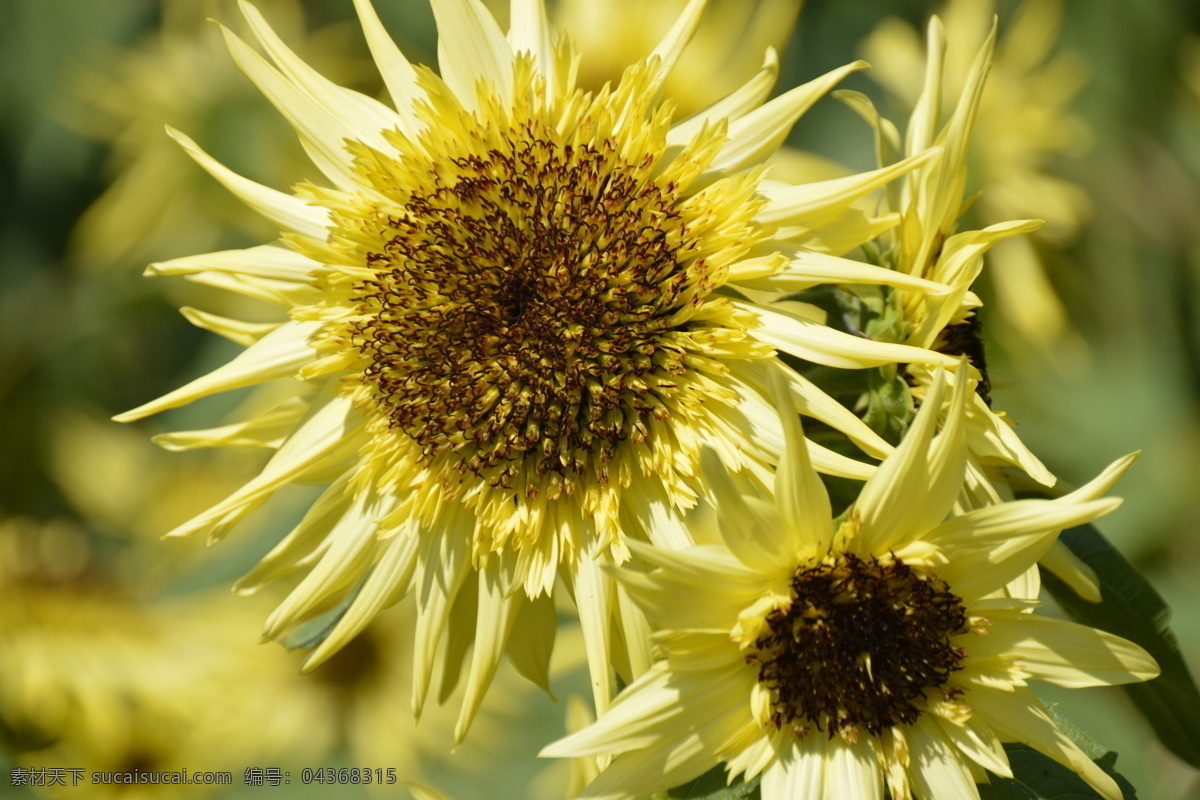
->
xmin=861 ymin=365 xmax=913 ymax=445
xmin=1040 ymin=524 xmax=1200 ymax=767
xmin=1042 ymin=703 xmax=1108 ymax=760
xmin=784 ymin=285 xmax=872 ymax=337
xmin=977 ymin=744 xmax=1137 ymax=800
xmin=661 ymin=765 xmax=761 ymax=800
xmin=276 ymin=579 xmax=365 ymax=651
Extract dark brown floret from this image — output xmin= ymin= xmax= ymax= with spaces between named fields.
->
xmin=349 ymin=121 xmax=707 ymax=494
xmin=936 ymin=314 xmax=991 ymax=405
xmin=749 ymin=554 xmax=968 ymax=738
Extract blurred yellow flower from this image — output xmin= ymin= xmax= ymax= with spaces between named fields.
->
xmin=544 ymin=365 xmax=1157 ymax=800
xmin=861 ymin=0 xmax=1090 ymax=360
xmin=66 ymin=0 xmax=365 ymax=270
xmin=115 ymin=0 xmax=959 ymax=743
xmin=0 ymin=518 xmax=335 ymax=799
xmin=839 ymin=19 xmax=1055 ymax=492
xmin=0 ymin=514 xmax=529 ymax=798
xmin=552 ymin=0 xmax=801 ymax=118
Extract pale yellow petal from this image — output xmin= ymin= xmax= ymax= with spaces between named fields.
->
xmin=508 ymin=0 xmax=556 ymax=94
xmin=411 ymin=509 xmax=474 ymax=716
xmin=833 ymin=89 xmax=903 ymax=178
xmin=756 ymin=147 xmax=938 ymax=233
xmin=265 ymin=488 xmax=395 ymax=645
xmin=542 ymin=664 xmax=748 ymax=757
xmin=907 ymin=718 xmax=980 ymax=800
xmin=183 ymin=270 xmax=321 ymax=308
xmin=574 ymin=552 xmax=618 ymax=715
xmin=238 ymin=1 xmax=403 ymax=147
xmin=736 ymin=359 xmax=890 ymax=460
xmin=153 ymin=394 xmax=310 ymax=452
xmin=147 ymin=243 xmax=320 ymax=283
xmin=305 ymin=514 xmax=418 ymax=668
xmin=966 ymin=687 xmax=1122 ymax=800
xmin=648 ymin=0 xmax=707 ymax=87
xmin=351 ymin=0 xmax=424 ymax=132
xmin=1038 ymin=539 xmax=1100 ymax=602
xmin=854 ymin=365 xmax=959 ymax=553
xmin=734 ymin=248 xmax=954 ymax=297
xmin=218 ymin=24 xmax=364 ymax=190
xmin=766 ymin=368 xmax=833 ymax=559
xmin=974 ymin=613 xmax=1159 ymax=688
xmin=178 ymin=307 xmax=279 ymax=347
xmin=931 ymin=713 xmax=1011 ymax=778
xmin=699 ymin=61 xmax=868 ymax=184
xmin=456 ymin=556 xmax=523 ymax=743
xmin=166 ymin=128 xmax=328 ymax=238
xmin=506 ymin=589 xmax=558 ymax=693
xmin=698 ymin=450 xmax=787 ymax=573
xmin=826 ymin=736 xmax=884 ymax=800
xmin=431 ymin=0 xmax=514 ymax=111
xmin=761 ymin=738 xmax=825 ymax=799
xmin=934 ymin=497 xmax=1122 ymax=599
xmin=113 ymin=320 xmax=321 ymax=422
xmin=233 ymin=472 xmax=355 ymax=593
xmin=905 ymin=17 xmax=947 ymax=156
xmin=668 ymin=48 xmax=779 ymax=146
xmin=744 ymin=302 xmax=958 ymax=370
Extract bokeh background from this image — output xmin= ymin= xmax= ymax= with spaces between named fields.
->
xmin=2 ymin=0 xmax=1199 ymax=797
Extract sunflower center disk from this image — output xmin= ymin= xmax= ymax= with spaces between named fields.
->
xmin=751 ymin=554 xmax=968 ymax=738
xmin=351 ymin=122 xmax=704 ymax=498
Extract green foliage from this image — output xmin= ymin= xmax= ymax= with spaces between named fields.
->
xmin=862 ymin=364 xmax=914 ymax=444
xmin=1041 ymin=525 xmax=1200 ymax=767
xmin=276 ymin=580 xmax=364 ymax=651
xmin=656 ymin=765 xmax=761 ymax=800
xmin=978 ymin=744 xmax=1137 ymax=800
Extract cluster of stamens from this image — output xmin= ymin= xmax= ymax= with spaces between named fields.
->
xmin=749 ymin=554 xmax=967 ymax=738
xmin=935 ymin=315 xmax=991 ymax=405
xmin=350 ymin=120 xmax=711 ymax=496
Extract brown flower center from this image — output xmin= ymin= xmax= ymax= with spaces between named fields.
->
xmin=349 ymin=121 xmax=710 ymax=497
xmin=750 ymin=554 xmax=967 ymax=738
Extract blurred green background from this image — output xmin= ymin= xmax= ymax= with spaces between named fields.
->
xmin=2 ymin=0 xmax=1199 ymax=797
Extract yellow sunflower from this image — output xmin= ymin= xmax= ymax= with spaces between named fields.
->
xmin=861 ymin=0 xmax=1090 ymax=360
xmin=115 ymin=0 xmax=961 ymax=737
xmin=838 ymin=16 xmax=1111 ymax=597
xmin=542 ymin=363 xmax=1158 ymax=800
xmin=834 ymin=19 xmax=1058 ymax=488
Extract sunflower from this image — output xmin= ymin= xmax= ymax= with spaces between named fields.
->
xmin=542 ymin=363 xmax=1158 ymax=800
xmin=862 ymin=0 xmax=1090 ymax=360
xmin=115 ymin=0 xmax=962 ymax=737
xmin=832 ymin=20 xmax=1060 ymax=488
xmin=837 ymin=17 xmax=1111 ymax=597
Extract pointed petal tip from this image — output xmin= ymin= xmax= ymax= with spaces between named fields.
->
xmin=110 ymin=410 xmax=135 ymax=424
xmin=537 ymin=741 xmax=567 ymax=758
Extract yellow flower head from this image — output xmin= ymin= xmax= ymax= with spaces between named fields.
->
xmin=839 ymin=18 xmax=1058 ymax=490
xmin=862 ymin=0 xmax=1091 ymax=356
xmin=115 ymin=0 xmax=960 ymax=737
xmin=543 ymin=363 xmax=1157 ymax=800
